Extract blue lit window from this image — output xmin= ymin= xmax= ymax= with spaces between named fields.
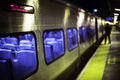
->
xmin=66 ymin=28 xmax=78 ymax=51
xmin=79 ymin=26 xmax=87 ymax=43
xmin=0 ymin=32 xmax=38 ymax=80
xmin=86 ymin=26 xmax=95 ymax=41
xmin=43 ymin=30 xmax=65 ymax=64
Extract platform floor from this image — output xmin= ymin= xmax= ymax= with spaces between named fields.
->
xmin=76 ymin=28 xmax=120 ymax=80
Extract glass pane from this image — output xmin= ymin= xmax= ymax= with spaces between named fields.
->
xmin=44 ymin=30 xmax=65 ymax=64
xmin=0 ymin=32 xmax=37 ymax=80
xmin=86 ymin=26 xmax=95 ymax=40
xmin=79 ymin=26 xmax=87 ymax=43
xmin=67 ymin=28 xmax=78 ymax=50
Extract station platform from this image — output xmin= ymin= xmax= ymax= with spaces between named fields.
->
xmin=76 ymin=27 xmax=120 ymax=80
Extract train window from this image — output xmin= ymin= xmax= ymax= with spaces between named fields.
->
xmin=43 ymin=30 xmax=65 ymax=64
xmin=66 ymin=28 xmax=78 ymax=51
xmin=0 ymin=32 xmax=38 ymax=80
xmin=86 ymin=25 xmax=95 ymax=42
xmin=79 ymin=26 xmax=87 ymax=43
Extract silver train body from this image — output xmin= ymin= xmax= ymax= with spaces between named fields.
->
xmin=0 ymin=0 xmax=106 ymax=80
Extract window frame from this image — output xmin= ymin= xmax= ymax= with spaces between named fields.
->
xmin=43 ymin=29 xmax=65 ymax=65
xmin=0 ymin=31 xmax=38 ymax=80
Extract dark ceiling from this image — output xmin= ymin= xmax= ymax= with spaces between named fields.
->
xmin=64 ymin=0 xmax=120 ymax=20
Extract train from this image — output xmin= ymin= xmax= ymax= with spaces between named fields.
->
xmin=0 ymin=0 xmax=108 ymax=80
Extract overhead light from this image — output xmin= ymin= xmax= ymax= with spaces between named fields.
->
xmin=93 ymin=9 xmax=97 ymax=12
xmin=114 ymin=16 xmax=118 ymax=24
xmin=115 ymin=8 xmax=120 ymax=11
xmin=80 ymin=9 xmax=85 ymax=12
xmin=92 ymin=9 xmax=97 ymax=14
xmin=66 ymin=3 xmax=71 ymax=6
xmin=114 ymin=13 xmax=119 ymax=16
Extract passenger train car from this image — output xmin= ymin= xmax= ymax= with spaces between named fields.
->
xmin=0 ymin=0 xmax=106 ymax=80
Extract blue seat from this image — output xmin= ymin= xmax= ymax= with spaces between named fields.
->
xmin=0 ymin=49 xmax=12 ymax=59
xmin=0 ymin=59 xmax=12 ymax=80
xmin=2 ymin=43 xmax=15 ymax=50
xmin=44 ymin=44 xmax=53 ymax=63
xmin=19 ymin=40 xmax=32 ymax=50
xmin=5 ymin=37 xmax=18 ymax=45
xmin=17 ymin=50 xmax=35 ymax=67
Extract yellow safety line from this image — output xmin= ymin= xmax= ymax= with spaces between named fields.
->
xmin=76 ymin=44 xmax=110 ymax=80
